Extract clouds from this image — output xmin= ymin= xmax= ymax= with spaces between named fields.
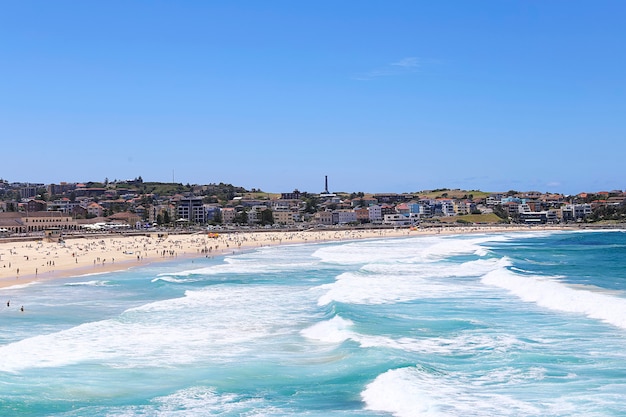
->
xmin=391 ymin=57 xmax=420 ymax=68
xmin=353 ymin=56 xmax=421 ymax=80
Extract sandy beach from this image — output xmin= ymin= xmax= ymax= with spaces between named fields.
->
xmin=0 ymin=225 xmax=565 ymax=289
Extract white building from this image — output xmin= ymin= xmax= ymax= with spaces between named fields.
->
xmin=383 ymin=213 xmax=412 ymax=226
xmin=440 ymin=200 xmax=456 ymax=216
xmin=367 ymin=204 xmax=383 ymax=222
xmin=334 ymin=210 xmax=357 ymax=224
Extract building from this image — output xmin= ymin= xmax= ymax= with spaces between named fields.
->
xmin=107 ymin=212 xmax=141 ymax=228
xmin=176 ymin=196 xmax=206 ymax=223
xmin=395 ymin=203 xmax=410 ymax=216
xmin=49 ymin=197 xmax=80 ymax=214
xmin=367 ymin=205 xmax=383 ymax=223
xmin=26 ymin=199 xmax=47 ymax=212
xmin=0 ymin=212 xmax=79 ymax=234
xmin=280 ymin=190 xmax=302 ymax=200
xmin=220 ymin=207 xmax=236 ymax=224
xmin=247 ymin=205 xmax=269 ymax=225
xmin=519 ymin=210 xmax=559 ymax=224
xmin=273 ymin=208 xmax=295 ymax=225
xmin=354 ymin=207 xmax=370 ymax=223
xmin=562 ymin=204 xmax=592 ymax=222
xmin=204 ymin=205 xmax=221 ymax=222
xmin=87 ymin=202 xmax=104 ymax=218
xmin=440 ymin=199 xmax=456 ymax=216
xmin=314 ymin=211 xmax=333 ymax=225
xmin=383 ymin=213 xmax=412 ymax=226
xmin=333 ymin=209 xmax=357 ymax=224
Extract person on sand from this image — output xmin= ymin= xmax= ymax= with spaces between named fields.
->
xmin=20 ymin=306 xmax=24 ymax=312
xmin=6 ymin=300 xmax=9 ymax=307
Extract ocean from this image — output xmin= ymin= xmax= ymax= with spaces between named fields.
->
xmin=1 ymin=229 xmax=625 ymax=416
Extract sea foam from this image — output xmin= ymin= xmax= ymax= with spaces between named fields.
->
xmin=481 ymin=268 xmax=626 ymax=330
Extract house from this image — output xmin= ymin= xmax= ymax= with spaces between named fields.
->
xmin=87 ymin=202 xmax=104 ymax=217
xmin=26 ymin=199 xmax=47 ymax=212
xmin=395 ymin=203 xmax=410 ymax=216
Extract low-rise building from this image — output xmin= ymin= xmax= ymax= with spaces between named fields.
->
xmin=314 ymin=211 xmax=333 ymax=225
xmin=273 ymin=208 xmax=295 ymax=225
xmin=354 ymin=207 xmax=369 ymax=223
xmin=519 ymin=210 xmax=559 ymax=224
xmin=562 ymin=204 xmax=592 ymax=222
xmin=334 ymin=209 xmax=357 ymax=224
xmin=368 ymin=205 xmax=382 ymax=223
xmin=221 ymin=207 xmax=236 ymax=224
xmin=0 ymin=211 xmax=79 ymax=233
xmin=383 ymin=213 xmax=412 ymax=226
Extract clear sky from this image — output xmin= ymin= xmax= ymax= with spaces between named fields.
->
xmin=1 ymin=1 xmax=625 ymax=195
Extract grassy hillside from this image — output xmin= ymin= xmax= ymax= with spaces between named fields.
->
xmin=417 ymin=189 xmax=492 ymax=200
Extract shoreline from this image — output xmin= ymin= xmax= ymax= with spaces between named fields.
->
xmin=0 ymin=224 xmax=593 ymax=290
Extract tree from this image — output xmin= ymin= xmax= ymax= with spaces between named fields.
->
xmin=234 ymin=210 xmax=248 ymax=225
xmin=304 ymin=196 xmax=319 ymax=214
xmin=492 ymin=205 xmax=510 ymax=221
xmin=260 ymin=209 xmax=274 ymax=226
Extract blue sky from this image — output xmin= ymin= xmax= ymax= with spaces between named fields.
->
xmin=1 ymin=1 xmax=625 ymax=195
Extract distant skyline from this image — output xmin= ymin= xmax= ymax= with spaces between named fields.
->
xmin=2 ymin=1 xmax=625 ymax=195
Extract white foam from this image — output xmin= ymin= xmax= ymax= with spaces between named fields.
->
xmin=362 ymin=366 xmax=543 ymax=417
xmin=316 ymin=271 xmax=471 ymax=306
xmin=0 ymin=284 xmax=315 ymax=373
xmin=0 ymin=281 xmax=39 ymax=291
xmin=151 ymin=275 xmax=190 ymax=284
xmin=316 ymin=257 xmax=509 ymax=306
xmin=99 ymin=386 xmax=271 ymax=416
xmin=481 ymin=268 xmax=626 ymax=330
xmin=151 ymin=386 xmax=267 ymax=416
xmin=300 ymin=315 xmax=355 ymax=343
xmin=64 ymin=280 xmax=111 ymax=287
xmin=159 ymin=250 xmax=318 ymax=278
xmin=302 ymin=316 xmax=523 ymax=356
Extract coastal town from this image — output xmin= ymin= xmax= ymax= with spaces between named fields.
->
xmin=1 ymin=176 xmax=625 ymax=236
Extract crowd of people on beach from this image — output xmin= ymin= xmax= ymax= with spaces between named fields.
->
xmin=0 ymin=224 xmax=566 ymax=290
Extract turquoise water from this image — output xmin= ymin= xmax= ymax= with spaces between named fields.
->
xmin=1 ymin=230 xmax=626 ymax=416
